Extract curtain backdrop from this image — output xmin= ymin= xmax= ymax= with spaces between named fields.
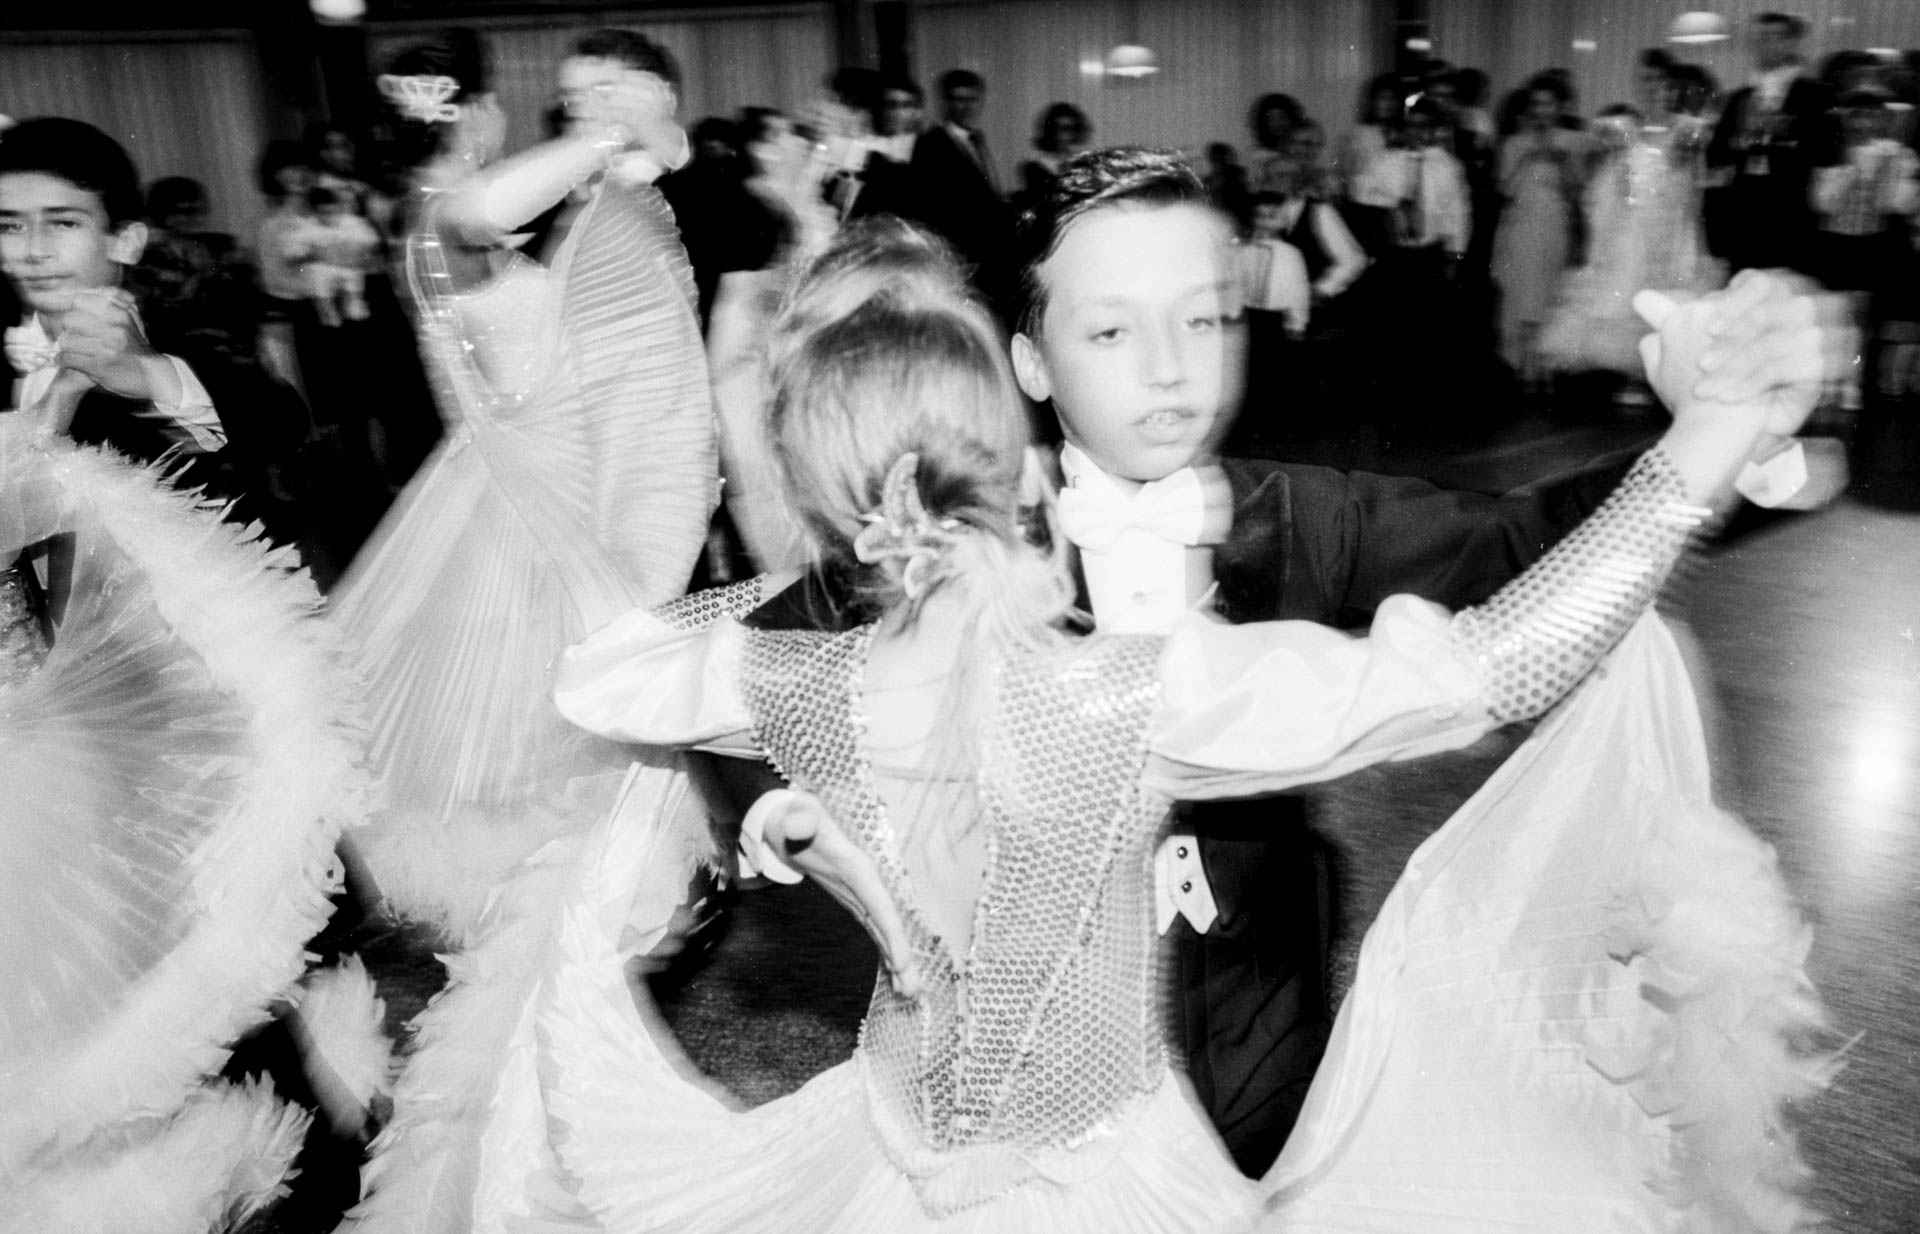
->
xmin=910 ymin=0 xmax=1381 ymax=185
xmin=1428 ymin=0 xmax=1920 ymax=118
xmin=0 ymin=34 xmax=275 ymax=243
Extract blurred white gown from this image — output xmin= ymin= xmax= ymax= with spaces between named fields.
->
xmin=1539 ymin=116 xmax=1726 ymax=376
xmin=352 ymin=571 xmax=1831 ymax=1233
xmin=330 ymin=179 xmax=717 ymax=939
xmin=0 ymin=417 xmax=364 ymax=1232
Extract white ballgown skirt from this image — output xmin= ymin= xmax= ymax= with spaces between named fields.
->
xmin=352 ymin=616 xmax=1829 ymax=1233
xmin=0 ymin=425 xmax=365 ymax=1233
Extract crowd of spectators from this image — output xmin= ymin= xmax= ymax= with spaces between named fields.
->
xmin=32 ymin=12 xmax=1920 ymax=586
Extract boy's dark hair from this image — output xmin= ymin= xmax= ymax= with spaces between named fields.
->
xmin=1011 ymin=146 xmax=1210 ymax=338
xmin=573 ymin=27 xmax=681 ymax=87
xmin=939 ymin=68 xmax=984 ymax=96
xmin=0 ymin=117 xmax=144 ymax=227
xmin=1250 ymin=190 xmax=1286 ymax=208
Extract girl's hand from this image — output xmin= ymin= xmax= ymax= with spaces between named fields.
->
xmin=747 ymin=790 xmax=921 ymax=998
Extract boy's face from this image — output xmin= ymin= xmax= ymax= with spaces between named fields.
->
xmin=1013 ymin=202 xmax=1245 ymax=483
xmin=1250 ymin=202 xmax=1285 ymax=235
xmin=0 ymin=172 xmax=141 ymax=319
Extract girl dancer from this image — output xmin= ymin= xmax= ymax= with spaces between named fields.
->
xmin=330 ymin=30 xmax=717 ymax=940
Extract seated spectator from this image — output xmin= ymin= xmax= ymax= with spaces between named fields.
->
xmin=293 ymin=186 xmax=380 ymax=327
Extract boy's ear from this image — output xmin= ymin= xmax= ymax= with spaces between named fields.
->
xmin=107 ymin=221 xmax=148 ymax=266
xmin=1010 ymin=332 xmax=1052 ymax=404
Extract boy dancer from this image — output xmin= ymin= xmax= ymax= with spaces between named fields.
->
xmin=0 ymin=118 xmax=224 ymax=467
xmin=1002 ymin=148 xmax=1835 ymax=1173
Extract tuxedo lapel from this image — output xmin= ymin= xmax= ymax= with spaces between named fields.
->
xmin=1212 ymin=459 xmax=1293 ymax=625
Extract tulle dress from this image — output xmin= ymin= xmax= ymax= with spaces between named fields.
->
xmin=0 ymin=414 xmax=365 ymax=1232
xmin=1539 ymin=117 xmax=1727 ymax=376
xmin=329 ymin=178 xmax=717 ymax=939
xmin=349 ymin=566 xmax=1830 ymax=1233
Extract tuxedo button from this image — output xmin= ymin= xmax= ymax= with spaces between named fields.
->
xmin=1176 ymin=845 xmax=1189 ymax=859
xmin=1181 ymin=880 xmax=1193 ymax=894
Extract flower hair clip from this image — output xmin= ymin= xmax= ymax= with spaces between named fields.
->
xmin=379 ymin=74 xmax=461 ymax=125
xmin=853 ymin=453 xmax=960 ymax=601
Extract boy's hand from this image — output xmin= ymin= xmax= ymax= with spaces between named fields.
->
xmin=55 ymin=289 xmax=181 ymax=406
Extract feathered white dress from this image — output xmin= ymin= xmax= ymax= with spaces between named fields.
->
xmin=0 ymin=419 xmax=366 ymax=1234
xmin=1539 ymin=117 xmax=1727 ymax=376
xmin=349 ymin=575 xmax=1831 ymax=1233
xmin=329 ymin=179 xmax=718 ymax=940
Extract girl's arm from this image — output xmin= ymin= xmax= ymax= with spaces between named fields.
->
xmin=1151 ymin=287 xmax=1822 ymax=799
xmin=436 ymin=73 xmax=683 ymax=243
xmin=552 ymin=574 xmax=800 ymax=753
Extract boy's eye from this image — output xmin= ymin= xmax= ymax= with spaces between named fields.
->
xmin=1088 ymin=325 xmax=1126 ymax=344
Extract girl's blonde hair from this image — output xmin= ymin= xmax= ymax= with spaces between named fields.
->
xmin=767 ymin=218 xmax=1073 ymax=638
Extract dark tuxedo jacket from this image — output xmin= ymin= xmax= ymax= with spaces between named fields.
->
xmin=723 ymin=447 xmax=1635 ymax=1174
xmin=1706 ymin=76 xmax=1836 ymax=272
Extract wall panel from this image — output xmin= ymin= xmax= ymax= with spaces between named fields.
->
xmin=0 ymin=36 xmax=275 ymax=240
xmin=910 ymin=0 xmax=1381 ymax=184
xmin=1429 ymin=0 xmax=1920 ymax=118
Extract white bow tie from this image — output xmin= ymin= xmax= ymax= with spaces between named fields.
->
xmin=1057 ymin=464 xmax=1231 ymax=555
xmin=4 ymin=317 xmax=56 ymax=377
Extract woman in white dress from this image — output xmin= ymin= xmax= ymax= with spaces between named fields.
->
xmin=328 ymin=31 xmax=717 ymax=941
xmin=352 ymin=220 xmax=1834 ymax=1232
xmin=1539 ymin=51 xmax=1726 ymax=378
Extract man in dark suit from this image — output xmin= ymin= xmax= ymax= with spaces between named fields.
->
xmin=909 ymin=68 xmax=1012 ymax=311
xmin=1707 ymin=12 xmax=1836 ymax=275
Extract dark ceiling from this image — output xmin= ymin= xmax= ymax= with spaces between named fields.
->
xmin=0 ymin=0 xmax=803 ymax=35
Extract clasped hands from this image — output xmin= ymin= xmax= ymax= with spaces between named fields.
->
xmin=571 ymin=68 xmax=683 ymax=169
xmin=33 ymin=289 xmax=176 ymax=430
xmin=1634 ymin=269 xmax=1858 ymax=501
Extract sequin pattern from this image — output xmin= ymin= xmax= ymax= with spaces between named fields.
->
xmin=0 ymin=563 xmax=49 ymax=688
xmin=1453 ymin=447 xmax=1712 ymax=723
xmin=741 ymin=625 xmax=1169 ymax=1212
xmin=655 ymin=575 xmax=769 ymax=631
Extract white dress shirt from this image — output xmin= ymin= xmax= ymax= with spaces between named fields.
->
xmin=1237 ymin=237 xmax=1310 ymax=333
xmin=1058 ymin=442 xmax=1228 ymax=934
xmin=1384 ymin=146 xmax=1472 ymax=256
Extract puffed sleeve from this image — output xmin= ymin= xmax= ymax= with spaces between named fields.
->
xmin=1145 ymin=596 xmax=1494 ymax=800
xmin=552 ymin=608 xmax=756 ymax=752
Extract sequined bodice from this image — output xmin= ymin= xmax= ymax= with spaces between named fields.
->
xmin=0 ymin=562 xmax=49 ymax=688
xmin=742 ymin=623 xmax=1171 ymax=1212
